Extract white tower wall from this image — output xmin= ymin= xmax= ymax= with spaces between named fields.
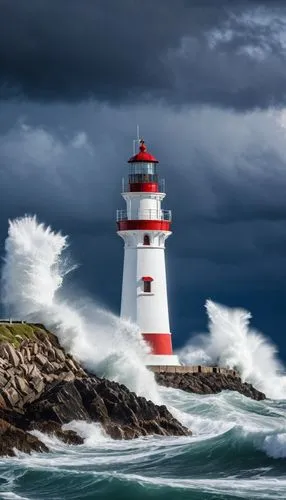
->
xmin=119 ymin=230 xmax=171 ymax=333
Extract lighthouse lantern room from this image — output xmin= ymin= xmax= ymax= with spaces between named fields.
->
xmin=117 ymin=139 xmax=180 ymax=366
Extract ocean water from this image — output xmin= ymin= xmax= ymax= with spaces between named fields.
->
xmin=0 ymin=388 xmax=286 ymax=500
xmin=0 ymin=215 xmax=286 ymax=499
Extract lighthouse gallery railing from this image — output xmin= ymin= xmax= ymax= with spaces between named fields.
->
xmin=116 ymin=209 xmax=172 ymax=222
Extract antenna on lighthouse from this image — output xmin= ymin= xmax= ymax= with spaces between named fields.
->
xmin=132 ymin=124 xmax=140 ymax=154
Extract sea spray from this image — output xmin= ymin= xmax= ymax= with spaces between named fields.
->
xmin=1 ymin=215 xmax=159 ymax=401
xmin=178 ymin=300 xmax=286 ymax=399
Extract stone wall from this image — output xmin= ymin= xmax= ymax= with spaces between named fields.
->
xmin=148 ymin=365 xmax=238 ymax=377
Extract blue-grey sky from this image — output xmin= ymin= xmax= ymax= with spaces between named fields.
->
xmin=1 ymin=0 xmax=286 ymax=361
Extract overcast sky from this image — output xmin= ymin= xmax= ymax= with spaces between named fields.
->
xmin=1 ymin=0 xmax=286 ymax=360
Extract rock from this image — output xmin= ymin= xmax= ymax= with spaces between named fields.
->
xmin=15 ymin=376 xmax=30 ymax=395
xmin=55 ymin=348 xmax=66 ymax=363
xmin=2 ymin=387 xmax=20 ymax=407
xmin=7 ymin=367 xmax=15 ymax=377
xmin=24 ymin=348 xmax=31 ymax=362
xmin=17 ymin=351 xmax=24 ymax=365
xmin=43 ymin=374 xmax=56 ymax=384
xmin=0 ymin=357 xmax=8 ymax=368
xmin=50 ymin=362 xmax=64 ymax=373
xmin=35 ymin=353 xmax=48 ymax=367
xmin=0 ymin=344 xmax=9 ymax=360
xmin=0 ymin=393 xmax=7 ymax=408
xmin=19 ymin=363 xmax=30 ymax=376
xmin=28 ymin=365 xmax=41 ymax=379
xmin=5 ymin=344 xmax=20 ymax=367
xmin=26 ymin=381 xmax=90 ymax=424
xmin=0 ymin=327 xmax=192 ymax=454
xmin=24 ymin=378 xmax=190 ymax=439
xmin=0 ymin=418 xmax=48 ymax=456
xmin=43 ymin=361 xmax=56 ymax=374
xmin=155 ymin=372 xmax=266 ymax=400
xmin=0 ymin=407 xmax=30 ymax=430
xmin=0 ymin=372 xmax=7 ymax=387
xmin=31 ymin=376 xmax=45 ymax=394
xmin=33 ymin=343 xmax=39 ymax=355
xmin=60 ymin=372 xmax=75 ymax=382
xmin=65 ymin=358 xmax=78 ymax=372
xmin=22 ymin=390 xmax=37 ymax=406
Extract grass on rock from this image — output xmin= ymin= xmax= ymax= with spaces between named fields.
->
xmin=0 ymin=323 xmax=47 ymax=348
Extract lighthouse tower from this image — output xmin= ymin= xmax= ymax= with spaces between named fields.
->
xmin=117 ymin=139 xmax=179 ymax=366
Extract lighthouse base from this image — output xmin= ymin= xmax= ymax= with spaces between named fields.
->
xmin=146 ymin=354 xmax=180 ymax=366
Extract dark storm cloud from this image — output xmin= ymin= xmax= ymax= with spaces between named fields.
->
xmin=1 ymin=0 xmax=286 ymax=109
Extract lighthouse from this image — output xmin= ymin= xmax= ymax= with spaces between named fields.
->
xmin=117 ymin=139 xmax=179 ymax=366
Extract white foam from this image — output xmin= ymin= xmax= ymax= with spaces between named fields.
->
xmin=178 ymin=300 xmax=286 ymax=399
xmin=262 ymin=433 xmax=286 ymax=459
xmin=111 ymin=472 xmax=286 ymax=498
xmin=0 ymin=494 xmax=31 ymax=500
xmin=63 ymin=421 xmax=108 ymax=446
xmin=0 ymin=216 xmax=159 ymax=402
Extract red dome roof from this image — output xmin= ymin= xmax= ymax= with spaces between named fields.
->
xmin=128 ymin=140 xmax=159 ymax=163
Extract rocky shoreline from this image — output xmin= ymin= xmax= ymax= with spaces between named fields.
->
xmin=155 ymin=372 xmax=266 ymax=400
xmin=0 ymin=323 xmax=190 ymax=456
xmin=0 ymin=322 xmax=266 ymax=457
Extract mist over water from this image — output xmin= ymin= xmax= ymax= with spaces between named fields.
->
xmin=0 ymin=215 xmax=159 ymax=401
xmin=178 ymin=300 xmax=286 ymax=399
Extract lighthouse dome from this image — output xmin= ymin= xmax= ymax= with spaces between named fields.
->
xmin=128 ymin=140 xmax=159 ymax=163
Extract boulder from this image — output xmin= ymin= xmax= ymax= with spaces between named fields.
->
xmin=25 ymin=381 xmax=90 ymax=424
xmin=5 ymin=344 xmax=20 ymax=368
xmin=31 ymin=376 xmax=45 ymax=394
xmin=0 ymin=418 xmax=48 ymax=456
xmin=15 ymin=376 xmax=30 ymax=395
xmin=55 ymin=349 xmax=66 ymax=363
xmin=33 ymin=343 xmax=39 ymax=355
xmin=28 ymin=365 xmax=41 ymax=379
xmin=0 ymin=372 xmax=7 ymax=387
xmin=2 ymin=387 xmax=20 ymax=407
xmin=35 ymin=353 xmax=48 ymax=367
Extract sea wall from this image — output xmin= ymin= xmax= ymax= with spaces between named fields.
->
xmin=149 ymin=365 xmax=238 ymax=377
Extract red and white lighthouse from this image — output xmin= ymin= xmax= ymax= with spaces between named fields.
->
xmin=117 ymin=139 xmax=179 ymax=366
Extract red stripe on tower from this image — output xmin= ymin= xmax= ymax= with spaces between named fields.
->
xmin=117 ymin=220 xmax=170 ymax=231
xmin=142 ymin=333 xmax=173 ymax=355
xmin=129 ymin=182 xmax=159 ymax=192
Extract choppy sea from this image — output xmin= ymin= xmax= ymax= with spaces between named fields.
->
xmin=0 ymin=387 xmax=285 ymax=500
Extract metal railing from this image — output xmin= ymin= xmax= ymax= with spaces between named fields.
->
xmin=116 ymin=209 xmax=172 ymax=222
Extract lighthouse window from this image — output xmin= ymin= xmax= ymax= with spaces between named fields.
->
xmin=142 ymin=276 xmax=153 ymax=293
xmin=143 ymin=234 xmax=150 ymax=246
xmin=129 ymin=162 xmax=157 ymax=175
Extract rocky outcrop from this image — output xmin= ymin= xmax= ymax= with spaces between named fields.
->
xmin=25 ymin=378 xmax=189 ymax=439
xmin=0 ymin=418 xmax=48 ymax=456
xmin=0 ymin=323 xmax=190 ymax=455
xmin=155 ymin=372 xmax=266 ymax=400
xmin=0 ymin=324 xmax=86 ymax=411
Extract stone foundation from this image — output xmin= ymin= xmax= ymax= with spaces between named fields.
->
xmin=148 ymin=365 xmax=238 ymax=377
